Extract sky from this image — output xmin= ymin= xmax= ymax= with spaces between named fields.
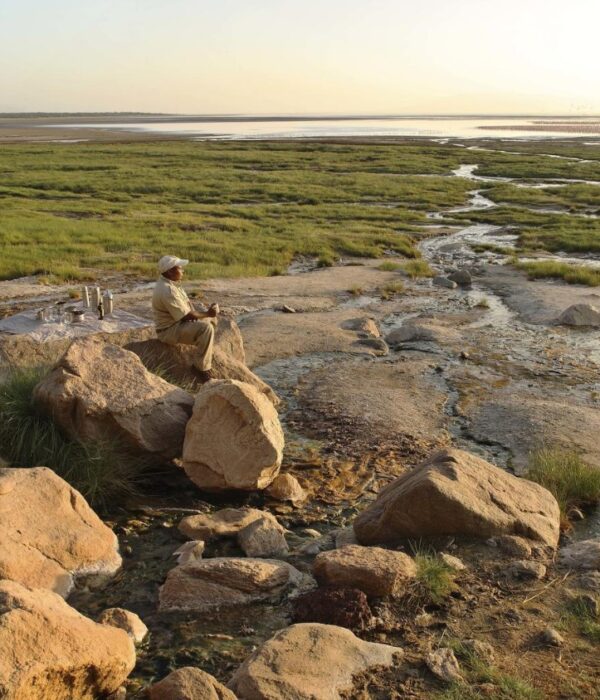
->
xmin=1 ymin=0 xmax=599 ymax=115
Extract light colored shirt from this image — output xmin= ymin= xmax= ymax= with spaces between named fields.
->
xmin=152 ymin=276 xmax=192 ymax=332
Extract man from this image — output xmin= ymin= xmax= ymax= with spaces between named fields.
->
xmin=152 ymin=255 xmax=218 ymax=381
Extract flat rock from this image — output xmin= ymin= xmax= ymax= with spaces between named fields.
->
xmin=237 ymin=517 xmax=289 ymax=558
xmin=33 ymin=336 xmax=193 ymax=460
xmin=0 ymin=467 xmax=121 ymax=596
xmin=159 ymin=558 xmax=312 ymax=612
xmin=356 ymin=337 xmax=389 ymax=356
xmin=557 ymin=303 xmax=600 ymax=327
xmin=228 ymin=623 xmax=402 ymax=699
xmin=266 ymin=474 xmax=306 ymax=505
xmin=508 ymin=560 xmax=546 ymax=580
xmin=495 ymin=535 xmax=533 ymax=558
xmin=0 ymin=580 xmax=135 ymax=699
xmin=353 ymin=448 xmax=560 ymax=549
xmin=313 ymin=545 xmax=416 ymax=598
xmin=179 ymin=508 xmax=279 ymax=541
xmin=98 ymin=608 xmax=148 ymax=644
xmin=559 ymin=538 xmax=600 ymax=571
xmin=182 ymin=380 xmax=284 ymax=491
xmin=340 ymin=316 xmax=381 ymax=337
xmin=148 ymin=667 xmax=236 ymax=700
xmin=433 ymin=276 xmax=458 ymax=289
xmin=386 ymin=321 xmax=460 ymax=347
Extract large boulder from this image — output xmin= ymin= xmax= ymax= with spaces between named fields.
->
xmin=228 ymin=623 xmax=402 ymax=699
xmin=313 ymin=545 xmax=416 ymax=598
xmin=0 ymin=467 xmax=121 ymax=596
xmin=159 ymin=558 xmax=313 ymax=612
xmin=0 ymin=580 xmax=135 ymax=700
xmin=148 ymin=667 xmax=236 ymax=700
xmin=557 ymin=303 xmax=600 ymax=327
xmin=182 ymin=380 xmax=284 ymax=492
xmin=33 ymin=337 xmax=194 ymax=460
xmin=126 ymin=317 xmax=279 ymax=406
xmin=353 ymin=448 xmax=560 ymax=548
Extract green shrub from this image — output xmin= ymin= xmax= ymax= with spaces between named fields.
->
xmin=515 ymin=260 xmax=600 ymax=287
xmin=526 ymin=447 xmax=600 ymax=520
xmin=0 ymin=368 xmax=151 ymax=512
xmin=409 ymin=544 xmax=455 ymax=605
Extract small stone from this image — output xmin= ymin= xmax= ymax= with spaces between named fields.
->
xmin=439 ymin=553 xmax=466 ymax=571
xmin=358 ymin=337 xmax=389 ymax=356
xmin=462 ymin=639 xmax=495 ymax=662
xmin=448 ymin=269 xmax=472 ymax=287
xmin=541 ymin=627 xmax=564 ymax=647
xmin=266 ymin=473 xmax=306 ymax=505
xmin=98 ymin=608 xmax=148 ymax=644
xmin=148 ymin=667 xmax=236 ymax=700
xmin=303 ymin=529 xmax=322 ymax=538
xmin=292 ymin=586 xmax=373 ymax=630
xmin=496 ymin=535 xmax=533 ymax=558
xmin=281 ymin=305 xmax=296 ymax=313
xmin=433 ymin=276 xmax=458 ymax=289
xmin=426 ymin=647 xmax=463 ymax=683
xmin=173 ymin=540 xmax=205 ymax=565
xmin=237 ymin=516 xmax=289 ymax=558
xmin=459 ymin=351 xmax=469 ymax=361
xmin=508 ymin=560 xmax=546 ymax=580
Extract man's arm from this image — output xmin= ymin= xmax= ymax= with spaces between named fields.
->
xmin=181 ymin=304 xmax=218 ymax=322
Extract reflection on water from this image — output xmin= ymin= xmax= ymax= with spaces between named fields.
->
xmin=45 ymin=116 xmax=600 ymax=140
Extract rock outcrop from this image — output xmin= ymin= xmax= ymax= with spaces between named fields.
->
xmin=313 ymin=545 xmax=416 ymax=598
xmin=0 ymin=467 xmax=121 ymax=596
xmin=0 ymin=580 xmax=135 ymax=699
xmin=182 ymin=380 xmax=284 ymax=492
xmin=159 ymin=558 xmax=312 ymax=612
xmin=557 ymin=303 xmax=600 ymax=327
xmin=148 ymin=667 xmax=236 ymax=700
xmin=228 ymin=623 xmax=402 ymax=699
xmin=353 ymin=448 xmax=560 ymax=548
xmin=33 ymin=337 xmax=194 ymax=460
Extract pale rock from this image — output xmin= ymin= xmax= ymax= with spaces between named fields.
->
xmin=341 ymin=316 xmax=381 ymax=337
xmin=0 ymin=467 xmax=121 ymax=596
xmin=353 ymin=448 xmax=560 ymax=549
xmin=148 ymin=667 xmax=236 ymax=700
xmin=559 ymin=538 xmax=600 ymax=570
xmin=448 ymin=269 xmax=472 ymax=287
xmin=439 ymin=553 xmax=466 ymax=571
xmin=228 ymin=623 xmax=402 ymax=700
xmin=357 ymin=337 xmax=389 ymax=356
xmin=426 ymin=648 xmax=463 ymax=683
xmin=179 ymin=508 xmax=279 ymax=541
xmin=159 ymin=558 xmax=313 ymax=612
xmin=0 ymin=580 xmax=135 ymax=699
xmin=557 ymin=303 xmax=600 ymax=327
xmin=182 ymin=380 xmax=284 ymax=491
xmin=174 ymin=540 xmax=206 ymax=565
xmin=541 ymin=627 xmax=564 ymax=647
xmin=33 ymin=337 xmax=194 ymax=460
xmin=98 ymin=608 xmax=148 ymax=644
xmin=237 ymin=517 xmax=289 ymax=558
xmin=386 ymin=321 xmax=459 ymax=347
xmin=462 ymin=639 xmax=494 ymax=662
xmin=313 ymin=545 xmax=416 ymax=598
xmin=266 ymin=474 xmax=306 ymax=505
xmin=508 ymin=560 xmax=546 ymax=580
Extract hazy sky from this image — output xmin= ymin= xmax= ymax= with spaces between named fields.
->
xmin=1 ymin=0 xmax=598 ymax=114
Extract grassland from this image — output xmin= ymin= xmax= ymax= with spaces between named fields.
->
xmin=0 ymin=139 xmax=599 ymax=282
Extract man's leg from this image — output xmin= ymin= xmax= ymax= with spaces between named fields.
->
xmin=158 ymin=320 xmax=215 ymax=371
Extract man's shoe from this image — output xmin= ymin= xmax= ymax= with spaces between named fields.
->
xmin=196 ymin=369 xmax=215 ymax=383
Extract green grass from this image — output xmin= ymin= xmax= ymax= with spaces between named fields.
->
xmin=379 ymin=280 xmax=405 ymax=299
xmin=0 ymin=368 xmax=152 ymax=511
xmin=515 ymin=259 xmax=600 ymax=286
xmin=401 ymin=259 xmax=435 ymax=279
xmin=560 ymin=596 xmax=600 ymax=644
xmin=409 ymin=544 xmax=456 ymax=604
xmin=377 ymin=260 xmax=403 ymax=271
xmin=436 ymin=640 xmax=543 ymax=699
xmin=525 ymin=447 xmax=600 ymax=520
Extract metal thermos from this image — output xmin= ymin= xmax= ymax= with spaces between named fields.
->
xmin=103 ymin=290 xmax=114 ymax=316
xmin=82 ymin=286 xmax=90 ymax=308
xmin=90 ymin=286 xmax=101 ymax=309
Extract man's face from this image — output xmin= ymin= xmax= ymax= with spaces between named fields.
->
xmin=165 ymin=265 xmax=184 ymax=281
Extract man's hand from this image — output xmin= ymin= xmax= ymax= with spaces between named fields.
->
xmin=181 ymin=303 xmax=219 ymax=322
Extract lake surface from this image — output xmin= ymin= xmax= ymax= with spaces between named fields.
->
xmin=49 ymin=116 xmax=600 ymax=140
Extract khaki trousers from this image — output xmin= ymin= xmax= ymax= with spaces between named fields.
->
xmin=157 ymin=319 xmax=215 ymax=371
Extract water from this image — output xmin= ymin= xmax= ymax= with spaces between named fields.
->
xmin=45 ymin=116 xmax=600 ymax=140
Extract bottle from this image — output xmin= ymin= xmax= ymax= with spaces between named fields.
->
xmin=97 ymin=297 xmax=104 ymax=320
xmin=103 ymin=290 xmax=114 ymax=316
xmin=82 ymin=286 xmax=90 ymax=308
xmin=90 ymin=286 xmax=99 ymax=309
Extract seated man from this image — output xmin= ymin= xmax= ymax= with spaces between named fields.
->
xmin=152 ymin=255 xmax=218 ymax=381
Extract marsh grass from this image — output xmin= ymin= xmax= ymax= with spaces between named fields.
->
xmin=436 ymin=640 xmax=543 ymax=700
xmin=379 ymin=280 xmax=405 ymax=300
xmin=515 ymin=260 xmax=600 ymax=286
xmin=377 ymin=260 xmax=403 ymax=271
xmin=525 ymin=447 xmax=600 ymax=522
xmin=0 ymin=368 xmax=153 ymax=511
xmin=559 ymin=597 xmax=600 ymax=644
xmin=401 ymin=259 xmax=435 ymax=279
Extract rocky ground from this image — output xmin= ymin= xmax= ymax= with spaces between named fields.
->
xmin=1 ymin=230 xmax=600 ymax=698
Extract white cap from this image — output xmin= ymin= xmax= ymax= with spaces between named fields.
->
xmin=158 ymin=255 xmax=190 ymax=274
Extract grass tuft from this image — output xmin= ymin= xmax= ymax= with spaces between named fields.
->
xmin=379 ymin=280 xmax=405 ymax=300
xmin=515 ymin=260 xmax=600 ymax=287
xmin=377 ymin=261 xmax=403 ymax=272
xmin=408 ymin=543 xmax=456 ymax=605
xmin=402 ymin=259 xmax=435 ymax=279
xmin=560 ymin=596 xmax=600 ymax=644
xmin=525 ymin=447 xmax=600 ymax=521
xmin=0 ymin=368 xmax=152 ymax=512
